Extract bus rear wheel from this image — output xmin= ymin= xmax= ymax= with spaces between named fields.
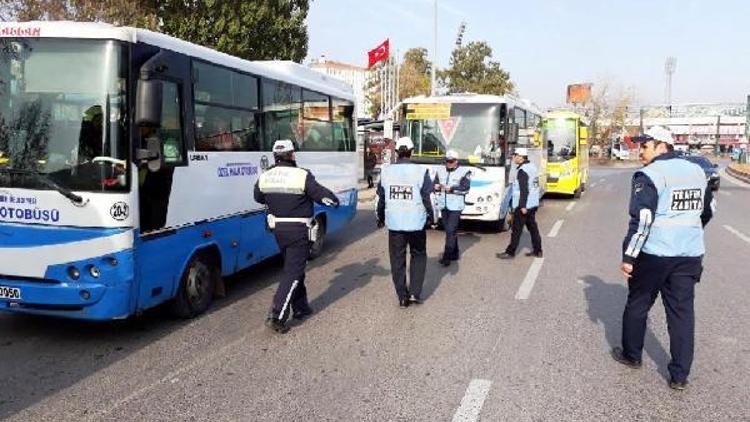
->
xmin=170 ymin=253 xmax=218 ymax=318
xmin=573 ymin=187 xmax=582 ymax=199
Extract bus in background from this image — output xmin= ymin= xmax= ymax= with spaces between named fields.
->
xmin=543 ymin=110 xmax=589 ymax=198
xmin=0 ymin=22 xmax=358 ymax=320
xmin=400 ymin=94 xmax=545 ymax=231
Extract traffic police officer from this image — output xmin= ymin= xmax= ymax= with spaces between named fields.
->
xmin=254 ymin=140 xmax=340 ymax=333
xmin=497 ymin=147 xmax=542 ymax=259
xmin=611 ymin=126 xmax=714 ymax=390
xmin=434 ymin=149 xmax=471 ymax=266
xmin=376 ymin=137 xmax=435 ymax=307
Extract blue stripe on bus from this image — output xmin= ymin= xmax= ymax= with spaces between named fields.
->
xmin=0 ymin=190 xmax=357 ymax=320
xmin=0 ymin=224 xmax=128 ymax=247
xmin=470 ymin=180 xmax=494 ymax=188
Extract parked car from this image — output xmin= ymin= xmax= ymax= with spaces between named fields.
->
xmin=683 ymin=154 xmax=720 ymax=191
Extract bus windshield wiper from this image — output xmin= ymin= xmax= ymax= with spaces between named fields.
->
xmin=0 ymin=168 xmax=85 ymax=205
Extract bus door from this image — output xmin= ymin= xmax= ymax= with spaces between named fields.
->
xmin=134 ymin=50 xmax=191 ymax=310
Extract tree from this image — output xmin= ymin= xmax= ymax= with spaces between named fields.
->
xmin=584 ymin=82 xmax=635 ymax=154
xmin=399 ymin=47 xmax=431 ymax=100
xmin=158 ymin=0 xmax=309 ymax=62
xmin=365 ymin=48 xmax=433 ymax=118
xmin=1 ymin=0 xmax=158 ymax=29
xmin=2 ymin=0 xmax=310 ymax=62
xmin=440 ymin=41 xmax=513 ymax=96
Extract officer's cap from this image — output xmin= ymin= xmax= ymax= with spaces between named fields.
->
xmin=634 ymin=126 xmax=675 ymax=145
xmin=513 ymin=147 xmax=529 ymax=156
xmin=395 ymin=137 xmax=414 ymax=150
xmin=272 ymin=139 xmax=295 ymax=154
xmin=445 ymin=149 xmax=459 ymax=161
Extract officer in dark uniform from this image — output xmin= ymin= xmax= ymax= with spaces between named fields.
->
xmin=254 ymin=140 xmax=340 ymax=333
xmin=434 ymin=149 xmax=471 ymax=266
xmin=497 ymin=147 xmax=543 ymax=259
xmin=376 ymin=137 xmax=435 ymax=307
xmin=611 ymin=126 xmax=715 ymax=390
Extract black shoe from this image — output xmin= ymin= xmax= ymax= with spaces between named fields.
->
xmin=525 ymin=251 xmax=543 ymax=258
xmin=610 ymin=347 xmax=642 ymax=369
xmin=409 ymin=295 xmax=422 ymax=305
xmin=669 ymin=379 xmax=688 ymax=391
xmin=496 ymin=252 xmax=515 ymax=260
xmin=438 ymin=258 xmax=451 ymax=267
xmin=399 ymin=298 xmax=410 ymax=308
xmin=265 ymin=317 xmax=290 ymax=334
xmin=293 ymin=308 xmax=313 ymax=320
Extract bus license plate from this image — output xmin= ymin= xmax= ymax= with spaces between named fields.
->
xmin=0 ymin=286 xmax=21 ymax=300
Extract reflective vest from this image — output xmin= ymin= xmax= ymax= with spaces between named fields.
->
xmin=380 ymin=163 xmax=428 ymax=231
xmin=640 ymin=158 xmax=707 ymax=257
xmin=512 ymin=162 xmax=540 ymax=209
xmin=258 ymin=166 xmax=307 ymax=195
xmin=435 ymin=166 xmax=471 ymax=211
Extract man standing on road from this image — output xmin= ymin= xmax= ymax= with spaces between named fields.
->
xmin=254 ymin=140 xmax=340 ymax=333
xmin=497 ymin=147 xmax=542 ymax=259
xmin=365 ymin=148 xmax=378 ymax=188
xmin=612 ymin=126 xmax=715 ymax=390
xmin=434 ymin=149 xmax=471 ymax=266
xmin=376 ymin=137 xmax=435 ymax=307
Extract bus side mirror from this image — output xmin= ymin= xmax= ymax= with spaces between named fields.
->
xmin=579 ymin=127 xmax=588 ymax=143
xmin=136 ymin=79 xmax=163 ymax=128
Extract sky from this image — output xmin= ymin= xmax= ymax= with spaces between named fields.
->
xmin=306 ymin=0 xmax=750 ymax=108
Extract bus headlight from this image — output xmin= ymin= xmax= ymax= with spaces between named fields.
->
xmin=88 ymin=265 xmax=101 ymax=279
xmin=477 ymin=197 xmax=484 ymax=203
xmin=485 ymin=195 xmax=493 ymax=202
xmin=67 ymin=266 xmax=81 ymax=281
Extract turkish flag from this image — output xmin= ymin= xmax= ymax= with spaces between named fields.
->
xmin=367 ymin=39 xmax=389 ymax=69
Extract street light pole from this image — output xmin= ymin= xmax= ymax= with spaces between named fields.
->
xmin=431 ymin=0 xmax=437 ymax=96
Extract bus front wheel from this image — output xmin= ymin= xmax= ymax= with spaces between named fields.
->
xmin=170 ymin=253 xmax=218 ymax=318
xmin=573 ymin=187 xmax=582 ymax=199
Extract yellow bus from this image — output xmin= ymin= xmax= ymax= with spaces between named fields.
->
xmin=543 ymin=111 xmax=588 ymax=198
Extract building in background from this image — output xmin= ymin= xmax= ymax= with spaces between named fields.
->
xmin=310 ymin=55 xmax=371 ymax=119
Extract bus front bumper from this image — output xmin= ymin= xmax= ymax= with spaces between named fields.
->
xmin=0 ymin=249 xmax=135 ymax=321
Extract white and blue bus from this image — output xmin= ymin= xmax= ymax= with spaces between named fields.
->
xmin=400 ymin=94 xmax=545 ymax=231
xmin=0 ymin=22 xmax=358 ymax=320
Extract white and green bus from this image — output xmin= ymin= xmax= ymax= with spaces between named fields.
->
xmin=400 ymin=94 xmax=545 ymax=231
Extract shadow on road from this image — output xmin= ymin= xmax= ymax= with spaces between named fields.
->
xmin=305 ymin=258 xmax=389 ymax=320
xmin=0 ymin=211 xmax=378 ymax=419
xmin=421 ymin=233 xmax=482 ymax=301
xmin=582 ymin=275 xmax=671 ymax=380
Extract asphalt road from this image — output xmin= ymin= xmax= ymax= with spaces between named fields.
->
xmin=1 ymin=163 xmax=749 ymax=421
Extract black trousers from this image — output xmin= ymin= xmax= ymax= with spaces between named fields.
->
xmin=505 ymin=207 xmax=542 ymax=255
xmin=271 ymin=224 xmax=311 ymax=321
xmin=621 ymin=253 xmax=702 ymax=383
xmin=388 ymin=230 xmax=427 ymax=300
xmin=442 ymin=209 xmax=462 ymax=261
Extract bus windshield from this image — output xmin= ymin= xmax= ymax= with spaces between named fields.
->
xmin=405 ymin=103 xmax=502 ymax=165
xmin=543 ymin=118 xmax=577 ymax=162
xmin=0 ymin=38 xmax=129 ymax=192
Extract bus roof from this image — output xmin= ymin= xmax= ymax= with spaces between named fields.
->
xmin=402 ymin=93 xmax=542 ymax=114
xmin=0 ymin=21 xmax=354 ymax=101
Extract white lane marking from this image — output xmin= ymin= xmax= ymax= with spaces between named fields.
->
xmin=566 ymin=202 xmax=576 ymax=211
xmin=590 ymin=182 xmax=598 ymax=188
xmin=599 ymin=178 xmax=606 ymax=183
xmin=720 ymin=168 xmax=750 ymax=188
xmin=724 ymin=225 xmax=750 ymax=245
xmin=718 ymin=190 xmax=731 ymax=196
xmin=515 ymin=258 xmax=544 ymax=300
xmin=547 ymin=219 xmax=564 ymax=237
xmin=452 ymin=379 xmax=493 ymax=422
xmin=576 ymin=279 xmax=584 ymax=285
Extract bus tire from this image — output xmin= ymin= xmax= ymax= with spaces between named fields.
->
xmin=170 ymin=252 xmax=218 ymax=318
xmin=573 ymin=187 xmax=582 ymax=199
xmin=308 ymin=215 xmax=326 ymax=260
xmin=581 ymin=182 xmax=586 ymax=193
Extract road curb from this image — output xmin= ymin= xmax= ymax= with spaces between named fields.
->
xmin=727 ymin=165 xmax=750 ymax=184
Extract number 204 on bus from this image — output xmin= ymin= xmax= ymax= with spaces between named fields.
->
xmin=0 ymin=22 xmax=359 ymax=320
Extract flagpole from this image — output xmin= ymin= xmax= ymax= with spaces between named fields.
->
xmin=431 ymin=0 xmax=437 ymax=96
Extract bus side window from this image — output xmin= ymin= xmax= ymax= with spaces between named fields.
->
xmin=157 ymin=81 xmax=184 ymax=165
